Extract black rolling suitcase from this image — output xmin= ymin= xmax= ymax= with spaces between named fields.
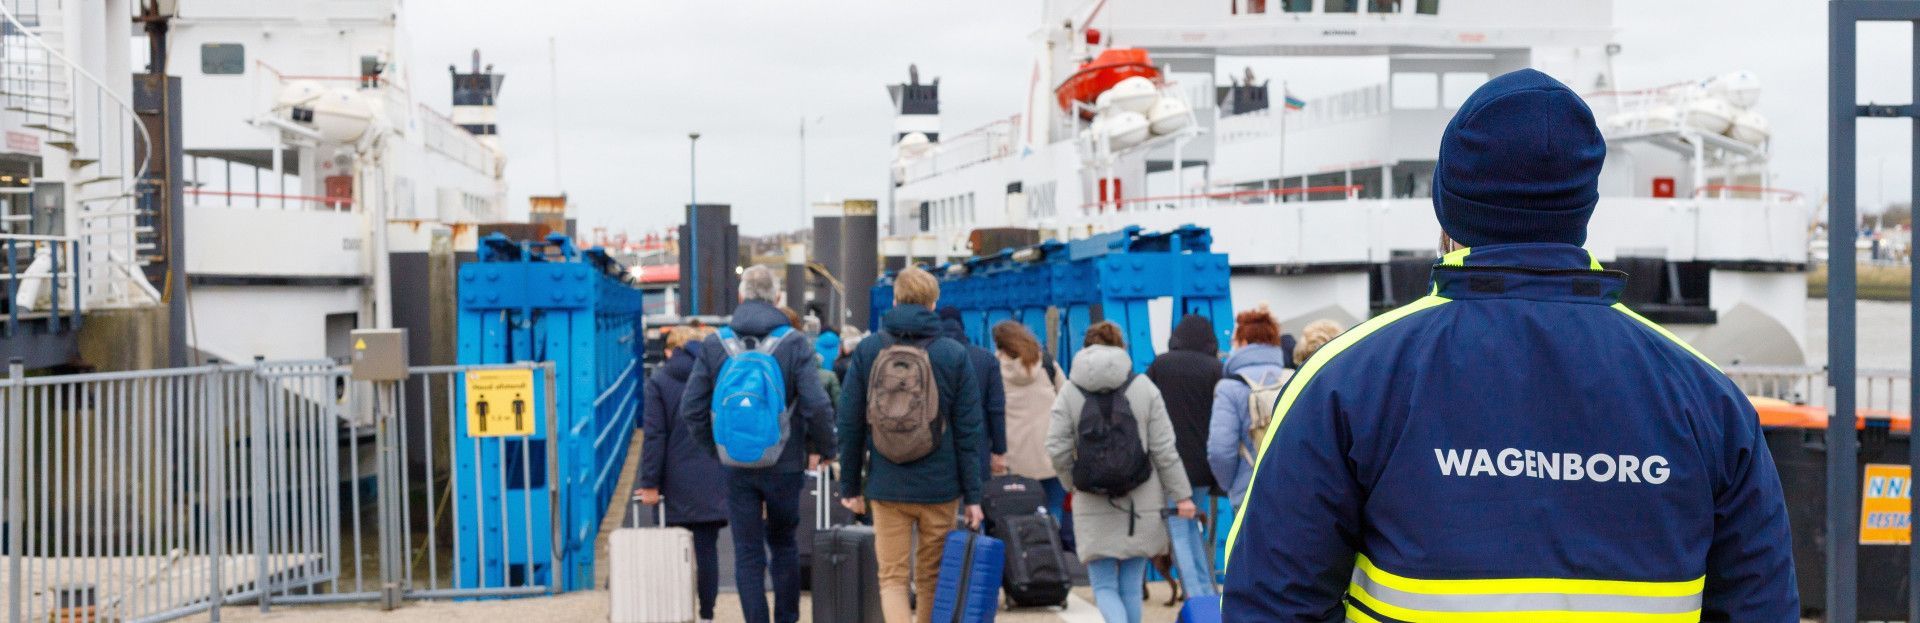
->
xmin=812 ymin=524 xmax=884 ymax=623
xmin=998 ymin=513 xmax=1072 ymax=608
xmin=798 ymin=466 xmax=854 ymax=590
xmin=982 ymin=475 xmax=1049 ymax=534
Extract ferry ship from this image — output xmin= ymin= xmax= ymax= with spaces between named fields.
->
xmin=0 ymin=0 xmax=514 ymax=368
xmin=882 ymin=0 xmax=1811 ymax=365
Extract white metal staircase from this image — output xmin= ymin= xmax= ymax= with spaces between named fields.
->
xmin=0 ymin=0 xmax=159 ymax=310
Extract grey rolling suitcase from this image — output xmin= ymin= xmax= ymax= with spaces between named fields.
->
xmin=812 ymin=524 xmax=884 ymax=622
xmin=610 ymin=500 xmax=696 ymax=623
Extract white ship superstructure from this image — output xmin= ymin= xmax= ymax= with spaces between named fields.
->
xmin=886 ymin=0 xmax=1811 ymax=365
xmin=167 ymin=0 xmax=506 ymax=362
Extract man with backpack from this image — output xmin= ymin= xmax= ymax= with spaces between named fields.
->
xmin=683 ymin=265 xmax=836 ymax=623
xmin=836 ymin=267 xmax=986 ymax=623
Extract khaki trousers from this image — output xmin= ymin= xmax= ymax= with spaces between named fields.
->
xmin=869 ymin=499 xmax=960 ymax=623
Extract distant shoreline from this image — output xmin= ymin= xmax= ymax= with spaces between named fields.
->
xmin=1807 ymin=264 xmax=1912 ymax=301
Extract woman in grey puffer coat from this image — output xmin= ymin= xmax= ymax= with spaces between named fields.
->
xmin=1047 ymin=322 xmax=1193 ymax=623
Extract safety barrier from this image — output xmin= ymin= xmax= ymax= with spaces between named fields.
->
xmin=0 ymin=359 xmax=561 ymax=623
xmin=455 ymin=233 xmax=644 ymax=592
xmin=1724 ymin=365 xmax=1911 ymax=415
xmin=873 ymin=224 xmax=1233 ymax=372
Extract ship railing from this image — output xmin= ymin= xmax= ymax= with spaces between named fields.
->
xmin=417 ymin=104 xmax=498 ymax=176
xmin=183 ymin=189 xmax=354 ymax=212
xmin=897 ymin=114 xmax=1020 ymax=184
xmin=0 ymin=233 xmax=79 ymax=338
xmin=1724 ymin=364 xmax=1912 ymax=415
xmin=0 ymin=360 xmax=566 ymax=623
xmin=1080 ymin=184 xmax=1364 ymax=214
xmin=1216 ymin=83 xmax=1388 ymax=144
xmin=1691 ymin=184 xmax=1804 ymax=202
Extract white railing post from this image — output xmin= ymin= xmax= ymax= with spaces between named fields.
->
xmin=6 ymin=357 xmax=24 ymax=623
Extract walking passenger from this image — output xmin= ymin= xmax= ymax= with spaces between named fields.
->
xmin=836 ymin=267 xmax=986 ymax=623
xmin=1292 ymin=319 xmax=1344 ymax=365
xmin=636 ymin=327 xmax=727 ymax=623
xmin=939 ymin=307 xmax=1007 ymax=475
xmin=1222 ymin=69 xmax=1796 ymax=621
xmin=1206 ymin=307 xmax=1292 ymax=507
xmin=991 ymin=321 xmax=1069 ymax=534
xmin=1143 ymin=314 xmax=1224 ymax=596
xmin=683 ymin=265 xmax=836 ymax=623
xmin=1047 ymin=321 xmax=1194 ymax=623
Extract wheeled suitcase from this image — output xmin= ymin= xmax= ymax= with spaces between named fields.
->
xmin=981 ymin=475 xmax=1049 ymax=535
xmin=929 ymin=528 xmax=1004 ymax=623
xmin=812 ymin=525 xmax=884 ymax=623
xmin=610 ymin=501 xmax=696 ymax=623
xmin=1177 ymin=596 xmax=1222 ymax=623
xmin=996 ymin=513 xmax=1072 ymax=607
xmin=798 ymin=466 xmax=852 ymax=590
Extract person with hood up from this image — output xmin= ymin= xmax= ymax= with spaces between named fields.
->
xmin=683 ymin=266 xmax=835 ymax=623
xmin=1143 ymin=314 xmax=1224 ymax=596
xmin=939 ymin=307 xmax=1007 ymax=475
xmin=1047 ymin=321 xmax=1194 ymax=623
xmin=837 ymin=267 xmax=987 ymax=623
xmin=635 ymin=327 xmax=728 ymax=623
xmin=814 ymin=326 xmax=841 ymax=371
xmin=1207 ymin=307 xmax=1292 ymax=507
xmin=1221 ymin=69 xmax=1794 ymax=621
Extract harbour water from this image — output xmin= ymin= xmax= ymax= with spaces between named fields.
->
xmin=1806 ymin=299 xmax=1913 ymax=371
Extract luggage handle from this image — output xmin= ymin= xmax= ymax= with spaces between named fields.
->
xmin=629 ymin=495 xmax=665 ymax=528
xmin=816 ymin=465 xmax=833 ymax=531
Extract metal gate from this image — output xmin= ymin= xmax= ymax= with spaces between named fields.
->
xmin=1 ymin=359 xmax=561 ymax=622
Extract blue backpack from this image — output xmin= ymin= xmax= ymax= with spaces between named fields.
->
xmin=711 ymin=326 xmax=794 ymax=468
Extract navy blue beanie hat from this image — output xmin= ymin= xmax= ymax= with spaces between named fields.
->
xmin=1433 ymin=69 xmax=1606 ymax=247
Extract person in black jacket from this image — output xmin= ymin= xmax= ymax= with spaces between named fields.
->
xmin=1146 ymin=315 xmax=1223 ymax=497
xmin=683 ymin=265 xmax=835 ymax=623
xmin=635 ymin=328 xmax=727 ymax=622
xmin=938 ymin=307 xmax=1007 ymax=476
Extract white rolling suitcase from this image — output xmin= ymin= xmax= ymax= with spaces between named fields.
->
xmin=610 ymin=499 xmax=697 ymax=623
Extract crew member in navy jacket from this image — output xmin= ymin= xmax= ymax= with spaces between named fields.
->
xmin=1222 ymin=69 xmax=1797 ymax=622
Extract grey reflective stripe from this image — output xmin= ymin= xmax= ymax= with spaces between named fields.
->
xmin=1350 ymin=568 xmax=1704 ymax=615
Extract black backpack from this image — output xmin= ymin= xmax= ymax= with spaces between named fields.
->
xmin=1070 ymin=375 xmax=1152 ymax=499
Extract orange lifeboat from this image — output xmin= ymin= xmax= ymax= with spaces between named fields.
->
xmin=1055 ymin=48 xmax=1162 ymax=119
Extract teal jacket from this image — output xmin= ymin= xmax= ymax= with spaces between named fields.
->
xmin=837 ymin=305 xmax=986 ymax=505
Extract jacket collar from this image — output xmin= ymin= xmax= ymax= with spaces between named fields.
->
xmin=1429 ymin=243 xmax=1625 ymax=305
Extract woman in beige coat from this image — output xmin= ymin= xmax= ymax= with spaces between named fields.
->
xmin=991 ymin=321 xmax=1070 ymax=545
xmin=1047 ymin=322 xmax=1193 ymax=623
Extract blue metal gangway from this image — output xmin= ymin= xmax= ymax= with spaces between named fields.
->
xmin=453 ymin=233 xmax=645 ymax=592
xmin=873 ymin=224 xmax=1233 ymax=372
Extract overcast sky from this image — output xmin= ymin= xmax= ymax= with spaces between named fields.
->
xmin=404 ymin=0 xmax=1911 ymax=237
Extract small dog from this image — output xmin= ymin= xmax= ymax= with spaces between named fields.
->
xmin=1147 ymin=553 xmax=1184 ymax=606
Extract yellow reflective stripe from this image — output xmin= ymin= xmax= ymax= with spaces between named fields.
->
xmin=1588 ymin=251 xmax=1603 ymax=270
xmin=1345 ymin=603 xmax=1384 ymax=623
xmin=1347 ymin=582 xmax=1701 ymax=623
xmin=1441 ymin=246 xmax=1472 ymax=267
xmin=1222 ymin=295 xmax=1452 ymax=571
xmin=1611 ymin=303 xmax=1720 ymax=371
xmin=1355 ymin=556 xmax=1704 ymax=598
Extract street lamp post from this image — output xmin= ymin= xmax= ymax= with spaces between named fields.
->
xmin=689 ymin=131 xmax=701 ymax=314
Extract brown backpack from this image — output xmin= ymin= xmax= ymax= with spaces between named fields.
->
xmin=866 ymin=335 xmax=942 ymax=463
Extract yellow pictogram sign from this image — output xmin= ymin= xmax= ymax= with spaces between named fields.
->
xmin=466 ymin=369 xmax=535 ymax=437
xmin=1860 ymin=463 xmax=1912 ymax=545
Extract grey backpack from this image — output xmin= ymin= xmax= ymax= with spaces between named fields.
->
xmin=866 ymin=335 xmax=942 ymax=463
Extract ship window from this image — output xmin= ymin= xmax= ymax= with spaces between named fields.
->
xmin=1442 ymin=72 xmax=1489 ymax=108
xmin=1416 ymin=0 xmax=1439 ymax=14
xmin=200 ymin=43 xmax=244 ymax=75
xmin=1282 ymin=0 xmax=1311 ymax=12
xmin=1350 ymin=167 xmax=1384 ymax=199
xmin=1391 ymin=72 xmax=1438 ymax=109
xmin=1391 ymin=161 xmax=1436 ymax=198
xmin=1369 ymin=0 xmax=1400 ymax=12
xmin=1324 ymin=0 xmax=1357 ymax=12
xmin=1243 ymin=0 xmax=1267 ymax=14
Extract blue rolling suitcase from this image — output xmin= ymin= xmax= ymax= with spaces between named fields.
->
xmin=929 ymin=528 xmax=1004 ymax=623
xmin=1177 ymin=596 xmax=1222 ymax=623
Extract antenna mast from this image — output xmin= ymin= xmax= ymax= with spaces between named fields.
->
xmin=549 ymin=36 xmax=563 ymax=193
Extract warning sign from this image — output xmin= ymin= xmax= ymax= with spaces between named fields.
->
xmin=466 ymin=369 xmax=536 ymax=437
xmin=1860 ymin=463 xmax=1912 ymax=545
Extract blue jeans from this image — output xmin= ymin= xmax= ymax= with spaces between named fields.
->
xmin=1041 ymin=477 xmax=1074 ymax=552
xmin=1086 ymin=557 xmax=1148 ymax=623
xmin=726 ymin=470 xmax=803 ymax=623
xmin=1166 ymin=500 xmax=1217 ymax=597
